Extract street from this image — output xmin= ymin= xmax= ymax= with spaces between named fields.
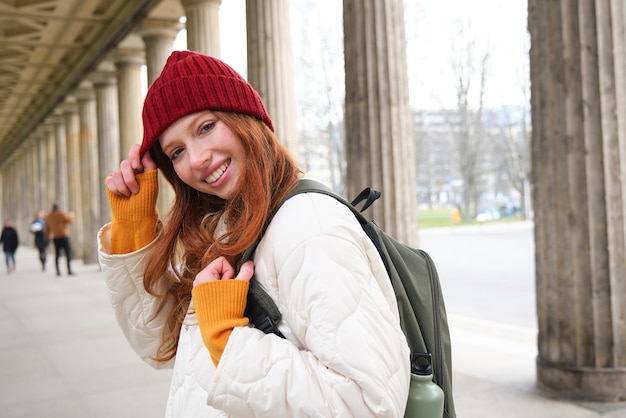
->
xmin=419 ymin=221 xmax=536 ymax=329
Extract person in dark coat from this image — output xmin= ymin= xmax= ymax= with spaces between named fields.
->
xmin=30 ymin=210 xmax=49 ymax=271
xmin=0 ymin=220 xmax=19 ymax=273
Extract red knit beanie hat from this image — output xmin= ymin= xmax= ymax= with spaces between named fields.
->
xmin=140 ymin=50 xmax=274 ymax=156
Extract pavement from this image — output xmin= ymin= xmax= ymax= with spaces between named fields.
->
xmin=1 ymin=223 xmax=626 ymax=418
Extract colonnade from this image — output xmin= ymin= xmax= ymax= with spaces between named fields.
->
xmin=0 ymin=0 xmax=301 ymax=264
xmin=0 ymin=0 xmax=418 ymax=262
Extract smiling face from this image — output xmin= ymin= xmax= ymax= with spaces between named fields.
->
xmin=159 ymin=111 xmax=247 ymax=200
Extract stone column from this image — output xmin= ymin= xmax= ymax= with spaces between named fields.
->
xmin=52 ymin=112 xmax=69 ymax=210
xmin=28 ymin=146 xmax=36 ymax=223
xmin=246 ymin=0 xmax=299 ymax=156
xmin=138 ymin=19 xmax=181 ymax=215
xmin=37 ymin=131 xmax=48 ymax=210
xmin=20 ymin=138 xmax=35 ymax=218
xmin=0 ymin=169 xmax=4 ymax=224
xmin=613 ymin=0 xmax=626 ymax=168
xmin=342 ymin=0 xmax=418 ymax=246
xmin=181 ymin=0 xmax=221 ymax=56
xmin=28 ymin=141 xmax=41 ymax=216
xmin=62 ymin=99 xmax=84 ymax=260
xmin=0 ymin=170 xmax=3 ymax=224
xmin=529 ymin=0 xmax=626 ymax=401
xmin=30 ymin=142 xmax=39 ymax=215
xmin=113 ymin=43 xmax=145 ymax=156
xmin=91 ymin=65 xmax=121 ymax=225
xmin=0 ymin=170 xmax=4 ymax=224
xmin=4 ymin=153 xmax=19 ymax=237
xmin=75 ymin=83 xmax=101 ymax=265
xmin=13 ymin=150 xmax=28 ymax=237
xmin=6 ymin=163 xmax=15 ymax=217
xmin=137 ymin=19 xmax=181 ymax=84
xmin=44 ymin=123 xmax=57 ymax=209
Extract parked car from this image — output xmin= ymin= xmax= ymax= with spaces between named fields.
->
xmin=475 ymin=207 xmax=501 ymax=222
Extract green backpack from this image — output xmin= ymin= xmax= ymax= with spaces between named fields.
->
xmin=243 ymin=179 xmax=456 ymax=418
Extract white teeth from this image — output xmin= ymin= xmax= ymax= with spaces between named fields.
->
xmin=205 ymin=161 xmax=229 ymax=183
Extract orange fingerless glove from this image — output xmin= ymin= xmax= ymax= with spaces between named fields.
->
xmin=107 ymin=170 xmax=160 ymax=254
xmin=192 ymin=279 xmax=250 ymax=366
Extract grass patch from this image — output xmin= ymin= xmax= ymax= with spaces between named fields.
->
xmin=418 ymin=208 xmax=456 ymax=228
xmin=417 ymin=208 xmax=526 ymax=229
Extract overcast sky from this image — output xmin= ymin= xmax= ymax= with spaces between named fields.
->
xmin=177 ymin=0 xmax=529 ymax=111
xmin=406 ymin=0 xmax=529 ymax=109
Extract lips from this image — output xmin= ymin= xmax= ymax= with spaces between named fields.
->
xmin=205 ymin=160 xmax=230 ymax=183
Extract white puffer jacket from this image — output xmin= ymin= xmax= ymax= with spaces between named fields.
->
xmin=98 ymin=192 xmax=410 ymax=417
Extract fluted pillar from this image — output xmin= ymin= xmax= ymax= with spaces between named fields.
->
xmin=4 ymin=162 xmax=15 ymax=218
xmin=137 ymin=20 xmax=181 ymax=215
xmin=246 ymin=0 xmax=299 ymax=156
xmin=181 ymin=0 xmax=221 ymax=56
xmin=62 ymin=99 xmax=84 ymax=260
xmin=13 ymin=150 xmax=28 ymax=236
xmin=0 ymin=170 xmax=4 ymax=225
xmin=137 ymin=19 xmax=181 ymax=84
xmin=52 ymin=112 xmax=69 ymax=210
xmin=343 ymin=0 xmax=418 ymax=246
xmin=614 ymin=0 xmax=626 ymax=160
xmin=114 ymin=44 xmax=145 ymax=155
xmin=44 ymin=124 xmax=57 ymax=209
xmin=0 ymin=169 xmax=3 ymax=223
xmin=7 ymin=156 xmax=17 ymax=232
xmin=24 ymin=142 xmax=37 ymax=230
xmin=0 ymin=170 xmax=3 ymax=224
xmin=91 ymin=65 xmax=120 ymax=225
xmin=37 ymin=132 xmax=48 ymax=211
xmin=28 ymin=141 xmax=42 ymax=216
xmin=529 ymin=0 xmax=626 ymax=401
xmin=32 ymin=142 xmax=40 ymax=215
xmin=75 ymin=83 xmax=100 ymax=264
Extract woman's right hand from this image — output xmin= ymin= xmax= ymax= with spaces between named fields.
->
xmin=105 ymin=144 xmax=157 ymax=196
xmin=194 ymin=257 xmax=254 ymax=287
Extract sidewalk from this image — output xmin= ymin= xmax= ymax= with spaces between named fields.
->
xmin=1 ymin=242 xmax=625 ymax=417
xmin=0 ymin=248 xmax=172 ymax=418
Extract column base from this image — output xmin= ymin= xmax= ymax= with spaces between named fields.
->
xmin=537 ymin=357 xmax=626 ymax=402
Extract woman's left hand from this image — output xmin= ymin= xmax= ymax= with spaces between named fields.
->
xmin=193 ymin=257 xmax=254 ymax=287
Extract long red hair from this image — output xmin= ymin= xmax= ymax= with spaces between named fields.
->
xmin=146 ymin=112 xmax=301 ymax=362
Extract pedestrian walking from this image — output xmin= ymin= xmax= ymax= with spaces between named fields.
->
xmin=0 ymin=220 xmax=19 ymax=273
xmin=98 ymin=51 xmax=410 ymax=417
xmin=30 ymin=209 xmax=49 ymax=271
xmin=45 ymin=203 xmax=74 ymax=276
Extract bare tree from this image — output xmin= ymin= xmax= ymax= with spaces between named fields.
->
xmin=489 ymin=105 xmax=531 ymax=219
xmin=447 ymin=22 xmax=492 ymax=219
xmin=413 ymin=110 xmax=432 ymax=207
xmin=486 ymin=36 xmax=532 ymax=219
xmin=292 ymin=0 xmax=345 ymax=193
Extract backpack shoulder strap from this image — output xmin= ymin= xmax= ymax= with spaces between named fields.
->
xmin=243 ymin=179 xmax=378 ymax=336
xmin=294 ymin=179 xmax=375 ymax=224
xmin=242 ymin=179 xmax=371 ymax=262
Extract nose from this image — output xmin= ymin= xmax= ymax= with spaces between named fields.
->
xmin=187 ymin=142 xmax=208 ymax=170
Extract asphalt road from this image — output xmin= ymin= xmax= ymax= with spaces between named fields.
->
xmin=419 ymin=221 xmax=536 ymax=329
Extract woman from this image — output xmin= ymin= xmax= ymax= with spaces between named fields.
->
xmin=98 ymin=50 xmax=409 ymax=417
xmin=0 ymin=219 xmax=19 ymax=273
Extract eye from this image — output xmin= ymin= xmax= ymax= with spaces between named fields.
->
xmin=169 ymin=147 xmax=183 ymax=162
xmin=200 ymin=121 xmax=216 ymax=134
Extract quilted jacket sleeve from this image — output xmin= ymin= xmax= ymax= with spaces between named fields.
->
xmin=206 ymin=193 xmax=410 ymax=417
xmin=98 ymin=224 xmax=175 ymax=369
